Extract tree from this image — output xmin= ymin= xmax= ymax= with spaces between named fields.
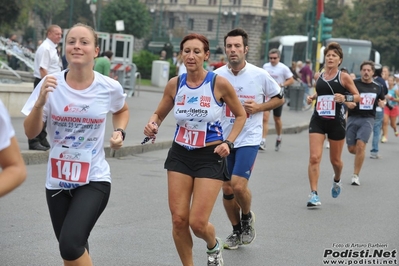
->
xmin=100 ymin=0 xmax=152 ymax=38
xmin=34 ymin=0 xmax=66 ymax=28
xmin=52 ymin=0 xmax=94 ymax=30
xmin=271 ymin=0 xmax=308 ymax=37
xmin=0 ymin=0 xmax=21 ymax=26
xmin=302 ymin=0 xmax=399 ymax=70
xmin=0 ymin=0 xmax=28 ymax=35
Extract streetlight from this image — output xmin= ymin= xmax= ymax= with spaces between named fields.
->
xmin=68 ymin=0 xmax=74 ymax=28
xmin=264 ymin=0 xmax=273 ymax=63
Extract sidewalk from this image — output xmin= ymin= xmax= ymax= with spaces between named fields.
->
xmin=12 ymin=85 xmax=313 ymax=165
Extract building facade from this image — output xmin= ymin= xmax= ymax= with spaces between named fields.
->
xmin=142 ymin=0 xmax=288 ymax=66
xmin=140 ymin=0 xmax=354 ymax=66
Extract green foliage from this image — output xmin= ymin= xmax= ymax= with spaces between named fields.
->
xmin=0 ymin=0 xmax=21 ymax=25
xmin=52 ymin=0 xmax=93 ymax=30
xmin=133 ymin=50 xmax=159 ymax=79
xmin=133 ymin=50 xmax=176 ymax=80
xmin=34 ymin=0 xmax=66 ymax=28
xmin=100 ymin=0 xmax=152 ymax=38
xmin=271 ymin=0 xmax=309 ymax=37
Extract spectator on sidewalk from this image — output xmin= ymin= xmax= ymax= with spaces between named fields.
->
xmin=30 ymin=24 xmax=62 ymax=151
xmin=300 ymin=59 xmax=313 ymax=109
xmin=94 ymin=50 xmax=114 ymax=77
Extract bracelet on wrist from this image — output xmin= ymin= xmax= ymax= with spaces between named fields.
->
xmin=345 ymin=94 xmax=354 ymax=102
xmin=114 ymin=128 xmax=126 ymax=140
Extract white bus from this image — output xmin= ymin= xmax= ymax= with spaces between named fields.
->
xmin=293 ymin=37 xmax=381 ymax=77
xmin=262 ymin=35 xmax=309 ymax=66
xmin=318 ymin=38 xmax=380 ymax=76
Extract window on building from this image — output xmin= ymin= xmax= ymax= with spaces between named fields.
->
xmin=189 ymin=0 xmax=197 ymax=4
xmin=263 ymin=22 xmax=267 ymax=33
xmin=208 ymin=0 xmax=217 ymax=5
xmin=232 ymin=0 xmax=241 ymax=5
xmin=169 ymin=0 xmax=177 ymax=3
xmin=169 ymin=17 xmax=175 ymax=29
xmin=188 ymin=18 xmax=194 ymax=30
xmin=263 ymin=0 xmax=268 ymax=7
xmin=207 ymin=19 xmax=213 ymax=32
xmin=231 ymin=20 xmax=236 ymax=29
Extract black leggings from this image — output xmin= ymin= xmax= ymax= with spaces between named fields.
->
xmin=46 ymin=181 xmax=111 ymax=261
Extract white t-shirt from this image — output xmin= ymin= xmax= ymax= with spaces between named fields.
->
xmin=215 ymin=62 xmax=282 ymax=147
xmin=262 ymin=62 xmax=293 ymax=85
xmin=22 ymin=71 xmax=125 ymax=190
xmin=0 ymin=100 xmax=15 ymax=151
xmin=33 ymin=38 xmax=61 ymax=79
xmin=177 ymin=62 xmax=187 ymax=76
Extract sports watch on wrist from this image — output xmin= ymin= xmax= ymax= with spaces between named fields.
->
xmin=114 ymin=128 xmax=126 ymax=141
xmin=223 ymin=140 xmax=234 ymax=151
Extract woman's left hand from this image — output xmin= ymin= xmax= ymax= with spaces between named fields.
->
xmin=214 ymin=143 xmax=230 ymax=157
xmin=110 ymin=131 xmax=123 ymax=150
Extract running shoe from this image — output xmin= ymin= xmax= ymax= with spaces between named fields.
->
xmin=207 ymin=237 xmax=224 ymax=266
xmin=331 ymin=179 xmax=342 ymax=198
xmin=325 ymin=141 xmax=330 ymax=149
xmin=307 ymin=191 xmax=321 ymax=207
xmin=275 ymin=139 xmax=281 ymax=151
xmin=381 ymin=136 xmax=387 ymax=143
xmin=351 ymin=174 xmax=360 ymax=186
xmin=259 ymin=140 xmax=266 ymax=150
xmin=395 ymin=131 xmax=399 ymax=137
xmin=224 ymin=231 xmax=242 ymax=250
xmin=370 ymin=152 xmax=380 ymax=159
xmin=241 ymin=211 xmax=256 ymax=245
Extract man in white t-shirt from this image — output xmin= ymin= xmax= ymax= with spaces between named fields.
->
xmin=29 ymin=24 xmax=62 ymax=151
xmin=0 ymin=100 xmax=26 ymax=197
xmin=262 ymin=48 xmax=294 ymax=151
xmin=215 ymin=28 xmax=284 ymax=250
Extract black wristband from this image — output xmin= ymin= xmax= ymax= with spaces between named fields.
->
xmin=114 ymin=128 xmax=126 ymax=140
xmin=223 ymin=140 xmax=234 ymax=151
xmin=345 ymin=95 xmax=354 ymax=102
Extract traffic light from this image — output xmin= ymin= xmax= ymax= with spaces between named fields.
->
xmin=319 ymin=14 xmax=333 ymax=41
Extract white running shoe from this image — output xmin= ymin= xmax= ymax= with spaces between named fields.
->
xmin=351 ymin=174 xmax=360 ymax=186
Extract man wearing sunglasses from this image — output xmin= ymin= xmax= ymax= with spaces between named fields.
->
xmin=262 ymin=49 xmax=295 ymax=151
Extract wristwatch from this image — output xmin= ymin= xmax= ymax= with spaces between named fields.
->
xmin=223 ymin=140 xmax=234 ymax=151
xmin=114 ymin=128 xmax=126 ymax=140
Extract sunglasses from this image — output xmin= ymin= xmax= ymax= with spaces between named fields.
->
xmin=269 ymin=57 xmax=278 ymax=60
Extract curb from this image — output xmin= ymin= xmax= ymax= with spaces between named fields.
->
xmin=21 ymin=124 xmax=309 ymax=165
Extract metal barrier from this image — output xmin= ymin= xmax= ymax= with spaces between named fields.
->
xmin=111 ymin=62 xmax=140 ymax=97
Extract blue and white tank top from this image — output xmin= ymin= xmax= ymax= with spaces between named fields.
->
xmin=173 ymin=72 xmax=224 ymax=150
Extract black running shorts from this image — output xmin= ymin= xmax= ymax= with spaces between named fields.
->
xmin=164 ymin=142 xmax=228 ymax=180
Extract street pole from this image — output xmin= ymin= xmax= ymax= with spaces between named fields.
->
xmin=68 ymin=0 xmax=74 ymax=28
xmin=97 ymin=0 xmax=102 ymax=31
xmin=315 ymin=0 xmax=324 ymax=73
xmin=307 ymin=0 xmax=316 ymax=64
xmin=216 ymin=0 xmax=222 ymax=45
xmin=264 ymin=0 xmax=273 ymax=64
xmin=158 ymin=0 xmax=164 ymax=37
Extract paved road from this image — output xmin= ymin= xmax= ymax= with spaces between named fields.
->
xmin=1 ymin=129 xmax=398 ymax=265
